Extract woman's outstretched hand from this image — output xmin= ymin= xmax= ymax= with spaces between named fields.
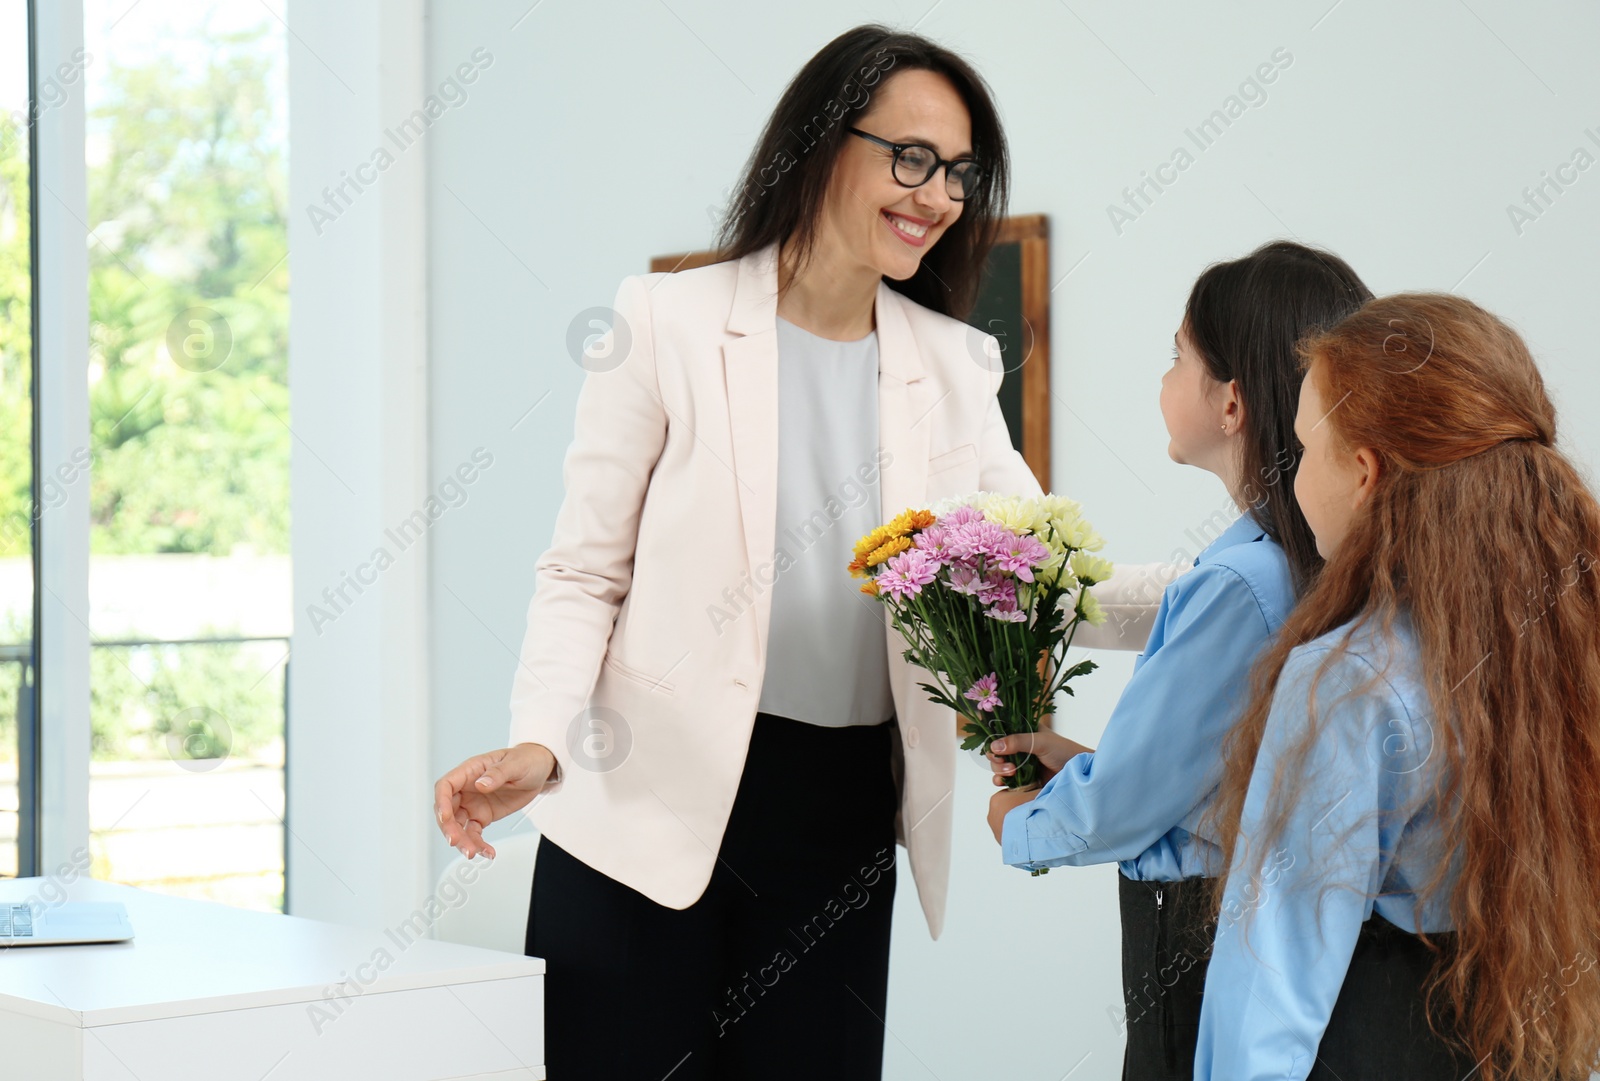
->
xmin=433 ymin=743 xmax=557 ymax=860
xmin=985 ymin=729 xmax=1094 ymax=788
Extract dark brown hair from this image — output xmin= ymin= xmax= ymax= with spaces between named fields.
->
xmin=712 ymin=24 xmax=1009 ymax=318
xmin=1208 ymin=293 xmax=1600 ymax=1080
xmin=1184 ymin=240 xmax=1373 ymax=590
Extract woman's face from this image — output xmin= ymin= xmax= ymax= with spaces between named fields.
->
xmin=819 ymin=68 xmax=970 ymax=281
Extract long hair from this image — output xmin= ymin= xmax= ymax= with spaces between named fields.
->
xmin=712 ymin=24 xmax=1009 ymax=319
xmin=1208 ymin=293 xmax=1600 ymax=1080
xmin=1184 ymin=240 xmax=1373 ymax=589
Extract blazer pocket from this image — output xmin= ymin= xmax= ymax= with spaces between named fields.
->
xmin=927 ymin=442 xmax=978 ymax=475
xmin=602 ymin=650 xmax=677 ymax=695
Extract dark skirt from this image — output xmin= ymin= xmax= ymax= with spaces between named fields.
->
xmin=1118 ymin=871 xmax=1478 ymax=1079
xmin=1309 ymin=913 xmax=1477 ymax=1080
xmin=525 ymin=710 xmax=899 ymax=1081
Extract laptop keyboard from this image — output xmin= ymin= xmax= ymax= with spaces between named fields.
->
xmin=0 ymin=903 xmax=34 ymax=937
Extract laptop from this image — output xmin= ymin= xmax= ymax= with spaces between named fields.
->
xmin=0 ymin=901 xmax=135 ymax=947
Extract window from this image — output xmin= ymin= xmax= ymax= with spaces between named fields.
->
xmin=0 ymin=0 xmax=40 ymax=880
xmin=83 ymin=0 xmax=290 ymax=911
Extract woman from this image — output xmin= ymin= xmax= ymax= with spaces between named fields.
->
xmin=984 ymin=242 xmax=1372 ymax=1079
xmin=1196 ymin=293 xmax=1600 ymax=1079
xmin=434 ymin=24 xmax=1168 ymax=1080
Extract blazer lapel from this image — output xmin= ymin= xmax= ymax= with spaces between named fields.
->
xmin=721 ymin=242 xmax=930 ymax=656
xmin=872 ymin=276 xmax=930 ymax=546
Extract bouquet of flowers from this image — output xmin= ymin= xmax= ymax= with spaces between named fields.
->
xmin=849 ymin=492 xmax=1112 ymax=798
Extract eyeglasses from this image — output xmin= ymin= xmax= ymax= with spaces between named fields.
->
xmin=846 ymin=126 xmax=982 ymax=202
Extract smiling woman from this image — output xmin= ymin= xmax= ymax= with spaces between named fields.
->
xmin=713 ymin=24 xmax=1009 ymax=327
xmin=430 ymin=23 xmax=1073 ymax=1081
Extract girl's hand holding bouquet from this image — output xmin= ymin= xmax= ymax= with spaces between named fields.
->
xmin=850 ymin=492 xmax=1111 ymax=875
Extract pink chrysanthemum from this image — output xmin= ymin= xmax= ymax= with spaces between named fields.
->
xmin=990 ymin=532 xmax=1052 ymax=582
xmin=878 ymin=548 xmax=938 ymax=599
xmin=944 ymin=519 xmax=1014 ymax=563
xmin=984 ymin=592 xmax=1028 ymax=623
xmin=941 ymin=505 xmax=986 ymax=528
xmin=975 ymin=570 xmax=1013 ymax=606
xmin=948 ymin=564 xmax=984 ymax=595
xmin=963 ymin=671 xmax=1002 ymax=712
xmin=911 ymin=525 xmax=952 ymax=567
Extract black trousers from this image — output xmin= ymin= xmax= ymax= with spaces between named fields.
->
xmin=1118 ymin=872 xmax=1477 ymax=1080
xmin=525 ymin=711 xmax=900 ymax=1080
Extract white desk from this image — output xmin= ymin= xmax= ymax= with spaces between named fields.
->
xmin=0 ymin=878 xmax=545 ymax=1080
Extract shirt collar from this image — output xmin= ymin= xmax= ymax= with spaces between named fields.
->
xmin=1195 ymin=510 xmax=1269 ymax=566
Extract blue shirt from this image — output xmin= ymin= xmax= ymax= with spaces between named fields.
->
xmin=1195 ymin=610 xmax=1456 ymax=1081
xmin=1000 ymin=510 xmax=1296 ymax=879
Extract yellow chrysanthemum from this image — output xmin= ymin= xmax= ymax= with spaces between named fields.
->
xmin=886 ymin=507 xmax=935 ymax=537
xmin=852 ymin=525 xmax=894 ymax=560
xmin=866 ymin=535 xmax=912 ymax=567
xmin=860 ymin=579 xmax=880 ymax=596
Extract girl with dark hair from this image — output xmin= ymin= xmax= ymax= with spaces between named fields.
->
xmin=434 ymin=23 xmax=1170 ymax=1080
xmin=1196 ymin=294 xmax=1600 ymax=1080
xmin=985 ymin=241 xmax=1372 ymax=1080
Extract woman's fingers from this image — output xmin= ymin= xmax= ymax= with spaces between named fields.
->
xmin=433 ymin=773 xmax=468 ymax=846
xmin=475 ymin=766 xmax=502 ymax=791
xmin=433 ymin=755 xmax=498 ymax=853
xmin=460 ymin=819 xmax=494 ymax=861
xmin=433 ymin=746 xmax=557 ymax=859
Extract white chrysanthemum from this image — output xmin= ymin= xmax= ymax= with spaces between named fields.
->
xmin=983 ymin=494 xmax=1050 ymax=536
xmin=1077 ymin=591 xmax=1107 ymax=626
xmin=928 ymin=492 xmax=976 ymax=518
xmin=1069 ymin=551 xmax=1115 ymax=586
xmin=1035 ymin=554 xmax=1077 ymax=591
xmin=1034 ymin=531 xmax=1071 ymax=563
xmin=1038 ymin=493 xmax=1084 ymax=522
xmin=1055 ymin=513 xmax=1106 ymax=552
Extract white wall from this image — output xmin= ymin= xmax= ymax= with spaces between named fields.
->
xmin=421 ymin=2 xmax=1600 ymax=1077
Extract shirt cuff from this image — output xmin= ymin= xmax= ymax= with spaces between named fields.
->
xmin=1000 ymin=800 xmax=1089 ymax=872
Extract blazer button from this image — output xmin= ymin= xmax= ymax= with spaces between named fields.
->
xmin=905 ymin=725 xmax=920 ymax=748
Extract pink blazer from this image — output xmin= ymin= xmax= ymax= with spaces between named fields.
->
xmin=509 ymin=241 xmax=1166 ymax=938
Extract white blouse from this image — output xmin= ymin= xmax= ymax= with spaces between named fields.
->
xmin=755 ymin=315 xmax=896 ymax=728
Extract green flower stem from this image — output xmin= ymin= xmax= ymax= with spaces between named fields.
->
xmin=890 ymin=604 xmax=959 ymax=702
xmin=871 ymin=541 xmax=1099 ymax=830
